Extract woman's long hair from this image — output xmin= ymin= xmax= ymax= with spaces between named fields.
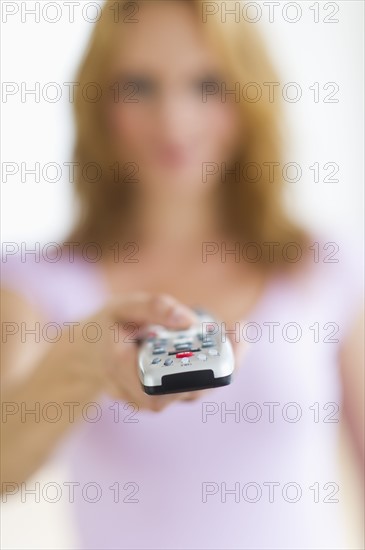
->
xmin=66 ymin=0 xmax=308 ymax=270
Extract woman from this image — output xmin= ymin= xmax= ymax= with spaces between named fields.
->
xmin=1 ymin=1 xmax=363 ymax=548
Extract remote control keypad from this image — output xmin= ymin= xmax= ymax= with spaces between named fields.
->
xmin=149 ymin=327 xmax=220 ymax=366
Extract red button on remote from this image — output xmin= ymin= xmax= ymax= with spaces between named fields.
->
xmin=176 ymin=351 xmax=194 ymax=358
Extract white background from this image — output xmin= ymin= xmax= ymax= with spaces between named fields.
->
xmin=1 ymin=1 xmax=364 ymax=549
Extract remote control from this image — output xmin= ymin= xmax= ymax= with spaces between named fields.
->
xmin=138 ymin=308 xmax=235 ymax=395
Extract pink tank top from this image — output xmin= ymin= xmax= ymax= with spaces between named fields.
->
xmin=1 ymin=231 xmax=363 ymax=549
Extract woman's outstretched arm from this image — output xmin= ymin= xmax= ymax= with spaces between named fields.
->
xmin=0 ymin=288 xmax=199 ymax=489
xmin=0 ymin=288 xmax=104 ymax=488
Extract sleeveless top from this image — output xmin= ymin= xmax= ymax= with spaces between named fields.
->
xmin=1 ymin=231 xmax=363 ymax=549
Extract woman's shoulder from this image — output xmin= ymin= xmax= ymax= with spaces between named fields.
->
xmin=1 ymin=244 xmax=86 ymax=286
xmin=281 ymin=227 xmax=363 ymax=332
xmin=303 ymin=228 xmax=362 ymax=293
xmin=1 ymin=244 xmax=107 ymax=320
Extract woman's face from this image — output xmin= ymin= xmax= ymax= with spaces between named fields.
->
xmin=107 ymin=0 xmax=241 ymax=196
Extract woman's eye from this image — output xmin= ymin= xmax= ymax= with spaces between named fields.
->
xmin=129 ymin=79 xmax=156 ymax=96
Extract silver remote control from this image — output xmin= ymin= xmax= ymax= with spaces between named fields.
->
xmin=138 ymin=309 xmax=235 ymax=395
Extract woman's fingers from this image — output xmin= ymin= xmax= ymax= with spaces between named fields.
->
xmin=109 ymin=292 xmax=198 ymax=330
xmin=103 ymin=294 xmax=251 ymax=412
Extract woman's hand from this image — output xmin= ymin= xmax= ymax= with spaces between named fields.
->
xmin=62 ymin=292 xmax=248 ymax=412
xmin=61 ymin=292 xmax=202 ymax=411
xmin=1 ymin=289 xmax=249 ymax=486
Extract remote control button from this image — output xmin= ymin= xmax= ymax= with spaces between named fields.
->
xmin=208 ymin=349 xmax=219 ymax=356
xmin=152 ymin=347 xmax=166 ymax=354
xmin=168 ymin=348 xmax=200 ymax=356
xmin=164 ymin=358 xmax=174 ymax=366
xmin=197 ymin=353 xmax=207 ymax=361
xmin=180 ymin=357 xmax=191 ymax=365
xmin=152 ymin=342 xmax=159 ymax=347
xmin=202 ymin=340 xmax=214 ymax=348
xmin=154 ymin=340 xmax=168 ymax=347
xmin=151 ymin=357 xmax=161 ymax=364
xmin=176 ymin=351 xmax=193 ymax=358
xmin=174 ymin=343 xmax=191 ymax=351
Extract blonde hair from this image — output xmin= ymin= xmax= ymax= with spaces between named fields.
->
xmin=67 ymin=0 xmax=308 ymax=270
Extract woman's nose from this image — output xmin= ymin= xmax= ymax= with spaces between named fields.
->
xmin=154 ymin=89 xmax=198 ymax=140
